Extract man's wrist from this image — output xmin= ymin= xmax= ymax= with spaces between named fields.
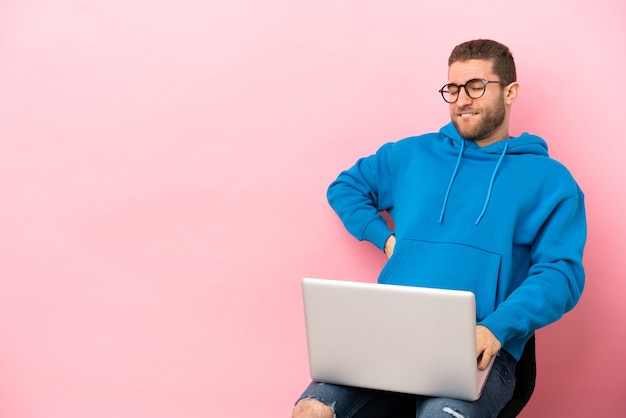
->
xmin=384 ymin=234 xmax=396 ymax=257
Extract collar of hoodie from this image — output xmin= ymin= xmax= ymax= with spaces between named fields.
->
xmin=438 ymin=140 xmax=510 ymax=225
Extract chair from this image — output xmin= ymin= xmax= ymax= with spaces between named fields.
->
xmin=497 ymin=335 xmax=536 ymax=418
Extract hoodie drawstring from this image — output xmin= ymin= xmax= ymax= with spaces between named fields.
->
xmin=475 ymin=141 xmax=509 ymax=225
xmin=439 ymin=140 xmax=465 ymax=223
xmin=438 ymin=140 xmax=510 ymax=225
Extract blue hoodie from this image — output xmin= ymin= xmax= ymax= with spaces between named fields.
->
xmin=327 ymin=122 xmax=586 ymax=360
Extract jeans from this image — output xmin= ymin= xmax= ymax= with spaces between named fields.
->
xmin=296 ymin=351 xmax=516 ymax=418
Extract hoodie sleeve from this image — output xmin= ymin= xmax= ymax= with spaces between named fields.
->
xmin=327 ymin=143 xmax=395 ymax=251
xmin=480 ymin=189 xmax=587 ymax=348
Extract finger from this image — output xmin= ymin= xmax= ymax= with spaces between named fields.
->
xmin=476 ymin=341 xmax=487 ymax=360
xmin=478 ymin=352 xmax=492 ymax=370
xmin=476 ymin=343 xmax=484 ymax=359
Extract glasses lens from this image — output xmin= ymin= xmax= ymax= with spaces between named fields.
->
xmin=466 ymin=79 xmax=487 ymax=99
xmin=441 ymin=84 xmax=459 ymax=103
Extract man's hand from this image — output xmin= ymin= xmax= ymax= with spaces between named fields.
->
xmin=476 ymin=325 xmax=501 ymax=370
xmin=384 ymin=235 xmax=396 ymax=259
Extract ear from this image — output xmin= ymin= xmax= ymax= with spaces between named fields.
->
xmin=505 ymin=82 xmax=519 ymax=104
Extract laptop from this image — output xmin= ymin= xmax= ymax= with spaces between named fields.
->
xmin=301 ymin=278 xmax=495 ymax=401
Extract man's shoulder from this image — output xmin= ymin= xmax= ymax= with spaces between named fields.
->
xmin=513 ymin=153 xmax=582 ymax=195
xmin=525 ymin=153 xmax=577 ymax=178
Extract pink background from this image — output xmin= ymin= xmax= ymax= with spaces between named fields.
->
xmin=0 ymin=1 xmax=624 ymax=417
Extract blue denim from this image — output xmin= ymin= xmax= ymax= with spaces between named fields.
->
xmin=296 ymin=351 xmax=516 ymax=418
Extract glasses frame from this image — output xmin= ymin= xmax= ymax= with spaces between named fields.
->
xmin=439 ymin=78 xmax=506 ymax=103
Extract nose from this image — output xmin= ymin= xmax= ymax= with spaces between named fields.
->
xmin=456 ymin=87 xmax=473 ymax=107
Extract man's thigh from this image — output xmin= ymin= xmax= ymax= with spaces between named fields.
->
xmin=416 ymin=351 xmax=517 ymax=418
xmin=296 ymin=381 xmax=414 ymax=418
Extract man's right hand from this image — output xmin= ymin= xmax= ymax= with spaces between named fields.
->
xmin=384 ymin=235 xmax=396 ymax=259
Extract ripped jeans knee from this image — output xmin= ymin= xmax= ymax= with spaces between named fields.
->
xmin=294 ymin=396 xmax=336 ymax=418
xmin=295 ymin=381 xmax=414 ymax=418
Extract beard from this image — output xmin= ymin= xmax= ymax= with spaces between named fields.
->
xmin=453 ymin=99 xmax=506 ymax=142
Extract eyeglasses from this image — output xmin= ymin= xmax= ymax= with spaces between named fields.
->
xmin=439 ymin=78 xmax=505 ymax=103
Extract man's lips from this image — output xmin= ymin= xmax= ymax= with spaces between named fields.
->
xmin=457 ymin=110 xmax=479 ymax=118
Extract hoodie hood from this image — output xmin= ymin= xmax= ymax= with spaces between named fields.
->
xmin=438 ymin=122 xmax=549 ymax=224
xmin=439 ymin=121 xmax=549 ymax=156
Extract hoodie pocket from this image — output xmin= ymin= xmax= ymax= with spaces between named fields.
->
xmin=379 ymin=238 xmax=501 ymax=320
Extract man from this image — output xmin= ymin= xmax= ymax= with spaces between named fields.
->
xmin=293 ymin=39 xmax=586 ymax=417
